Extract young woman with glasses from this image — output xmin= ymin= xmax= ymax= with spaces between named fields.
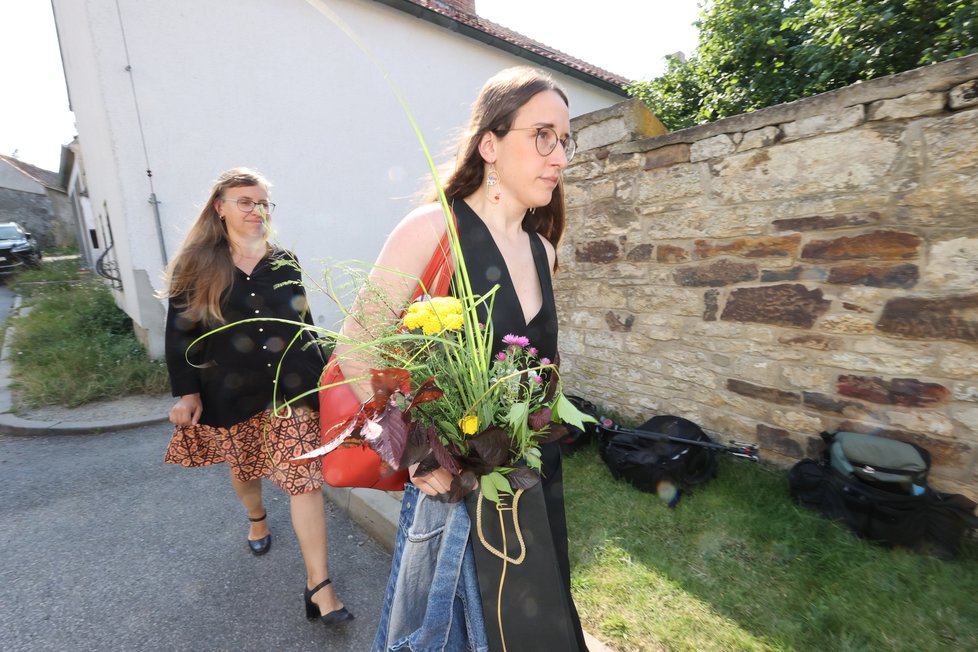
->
xmin=335 ymin=67 xmax=587 ymax=651
xmin=161 ymin=168 xmax=353 ymax=629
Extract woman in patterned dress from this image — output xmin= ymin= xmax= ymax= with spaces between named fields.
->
xmin=161 ymin=167 xmax=352 ymax=627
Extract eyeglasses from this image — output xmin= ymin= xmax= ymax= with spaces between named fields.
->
xmin=220 ymin=197 xmax=276 ymax=214
xmin=501 ymin=126 xmax=577 ymax=162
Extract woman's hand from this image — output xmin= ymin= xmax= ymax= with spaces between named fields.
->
xmin=409 ymin=462 xmax=456 ymax=497
xmin=169 ymin=393 xmax=203 ymax=426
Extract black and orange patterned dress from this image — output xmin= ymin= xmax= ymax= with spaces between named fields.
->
xmin=163 ymin=247 xmax=325 ymax=496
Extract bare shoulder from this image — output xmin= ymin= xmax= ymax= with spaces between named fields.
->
xmin=374 ymin=202 xmax=448 ymax=282
xmin=537 ymin=233 xmax=557 ymax=273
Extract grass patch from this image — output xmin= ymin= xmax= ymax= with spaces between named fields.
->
xmin=564 ymin=444 xmax=978 ymax=651
xmin=7 ymin=261 xmax=169 ymax=407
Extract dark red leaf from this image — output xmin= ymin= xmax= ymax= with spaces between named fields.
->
xmin=507 ymin=466 xmax=541 ymax=490
xmin=428 ymin=429 xmax=461 ymax=475
xmin=539 ymin=423 xmax=568 ymax=443
xmin=366 ymin=367 xmax=411 ymax=411
xmin=401 ymin=421 xmax=432 ymax=469
xmin=469 ymin=426 xmax=511 ymax=467
xmin=408 ymin=376 xmax=444 ymax=410
xmin=371 ymin=401 xmax=409 ymax=469
xmin=528 ymin=407 xmax=552 ymax=431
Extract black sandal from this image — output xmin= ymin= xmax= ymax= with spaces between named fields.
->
xmin=304 ymin=578 xmax=354 ymax=627
xmin=247 ymin=512 xmax=271 ymax=556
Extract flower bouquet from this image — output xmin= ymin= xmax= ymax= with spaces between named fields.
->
xmin=294 ymin=217 xmax=593 ymax=503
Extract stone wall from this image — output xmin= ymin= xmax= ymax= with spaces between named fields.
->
xmin=560 ymin=54 xmax=978 ymax=498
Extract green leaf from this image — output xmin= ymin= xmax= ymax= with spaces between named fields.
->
xmin=552 ymin=392 xmax=596 ymax=432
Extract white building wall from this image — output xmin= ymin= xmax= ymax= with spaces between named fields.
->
xmin=53 ymin=0 xmax=625 ymax=356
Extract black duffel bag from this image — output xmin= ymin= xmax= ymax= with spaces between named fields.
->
xmin=790 ymin=431 xmax=978 ymax=559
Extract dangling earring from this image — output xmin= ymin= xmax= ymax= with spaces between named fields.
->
xmin=485 ymin=164 xmax=500 ymax=204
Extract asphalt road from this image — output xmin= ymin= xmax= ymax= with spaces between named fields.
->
xmin=0 ymin=423 xmax=391 ymax=651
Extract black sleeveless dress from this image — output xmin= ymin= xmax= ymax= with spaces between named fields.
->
xmin=454 ymin=199 xmax=588 ymax=651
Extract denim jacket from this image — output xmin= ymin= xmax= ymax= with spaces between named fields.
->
xmin=372 ymin=484 xmax=489 ymax=652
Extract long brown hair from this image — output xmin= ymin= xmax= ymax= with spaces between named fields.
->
xmin=434 ymin=67 xmax=569 ymax=247
xmin=161 ymin=167 xmax=271 ymax=325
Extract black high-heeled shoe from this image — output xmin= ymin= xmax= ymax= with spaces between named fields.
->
xmin=247 ymin=512 xmax=271 ymax=556
xmin=304 ymin=578 xmax=354 ymax=627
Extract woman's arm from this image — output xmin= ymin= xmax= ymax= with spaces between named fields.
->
xmin=333 ymin=203 xmax=447 ymax=402
xmin=164 ymin=297 xmax=205 ymax=426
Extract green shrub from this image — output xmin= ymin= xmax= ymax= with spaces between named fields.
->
xmin=8 ymin=267 xmax=168 ymax=407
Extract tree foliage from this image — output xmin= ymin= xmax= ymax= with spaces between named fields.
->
xmin=628 ymin=0 xmax=978 ymax=131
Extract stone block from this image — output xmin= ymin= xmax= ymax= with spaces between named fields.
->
xmin=604 ymin=311 xmax=635 ymax=332
xmin=690 ymin=134 xmax=736 ymax=162
xmin=703 ymin=289 xmax=719 ymax=321
xmin=781 ymin=105 xmax=865 ymax=139
xmin=836 ymin=375 xmax=950 ymax=407
xmin=727 ymin=378 xmax=799 ymax=406
xmin=801 ymin=230 xmax=921 ymax=261
xmin=772 ymin=212 xmax=882 ymax=232
xmin=826 ymin=262 xmax=919 ymax=288
xmin=709 ymin=129 xmax=901 ymax=203
xmin=936 ymin=348 xmax=978 ymax=380
xmin=637 ymin=163 xmax=704 ymax=205
xmin=673 ymin=259 xmax=758 ymax=287
xmin=643 ymin=144 xmax=691 ymax=170
xmin=656 ymin=244 xmax=690 ymax=263
xmin=949 ymin=79 xmax=978 ymax=109
xmin=877 ymin=294 xmax=978 ymax=343
xmin=720 ymin=284 xmax=831 ymax=329
xmin=802 ymin=391 xmax=864 ymax=415
xmin=575 ymin=239 xmax=620 ymax=264
xmin=625 ymin=243 xmax=653 ymax=262
xmin=778 ymin=333 xmax=835 ymax=351
xmin=820 ymin=315 xmax=875 ymax=334
xmin=694 ymin=234 xmax=801 ymax=259
xmin=738 ymin=126 xmax=782 ymax=151
xmin=866 ymin=91 xmax=946 ymax=121
xmin=756 ymin=424 xmax=805 ymax=458
xmin=923 ymin=238 xmax=978 ymax=291
xmin=771 ymin=410 xmax=825 ymax=434
xmin=761 ymin=266 xmax=802 ymax=282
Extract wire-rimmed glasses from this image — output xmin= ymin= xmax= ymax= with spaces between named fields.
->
xmin=220 ymin=197 xmax=276 ymax=214
xmin=501 ymin=126 xmax=577 ymax=162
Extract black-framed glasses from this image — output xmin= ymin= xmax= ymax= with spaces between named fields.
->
xmin=220 ymin=197 xmax=276 ymax=214
xmin=502 ymin=126 xmax=577 ymax=162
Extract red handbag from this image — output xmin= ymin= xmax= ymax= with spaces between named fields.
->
xmin=319 ymin=233 xmax=453 ymax=490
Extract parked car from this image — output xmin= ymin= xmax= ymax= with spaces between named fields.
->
xmin=0 ymin=222 xmax=42 ymax=275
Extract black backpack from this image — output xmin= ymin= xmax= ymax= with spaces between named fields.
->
xmin=789 ymin=431 xmax=978 ymax=559
xmin=598 ymin=415 xmax=718 ymax=505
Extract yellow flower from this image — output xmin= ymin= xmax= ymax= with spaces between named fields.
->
xmin=402 ymin=311 xmax=426 ymax=331
xmin=403 ymin=296 xmax=464 ymax=334
xmin=459 ymin=415 xmax=479 ymax=436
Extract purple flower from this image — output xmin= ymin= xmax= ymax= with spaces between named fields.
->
xmin=502 ymin=334 xmax=530 ymax=348
xmin=532 ymin=374 xmax=543 ymax=384
xmin=540 ymin=357 xmax=551 ymax=366
xmin=496 ymin=351 xmax=507 ymax=361
xmin=528 ymin=347 xmax=538 ymax=356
